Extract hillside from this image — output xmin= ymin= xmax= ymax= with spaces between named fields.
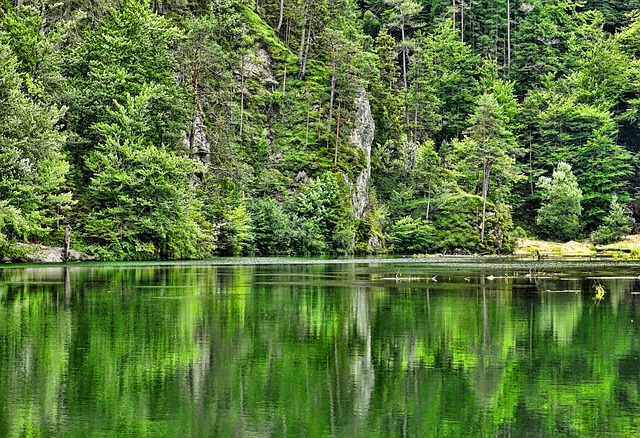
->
xmin=1 ymin=0 xmax=640 ymax=260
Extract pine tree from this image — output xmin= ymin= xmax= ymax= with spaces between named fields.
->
xmin=536 ymin=162 xmax=583 ymax=241
xmin=457 ymin=93 xmax=518 ymax=244
xmin=590 ymin=194 xmax=633 ymax=244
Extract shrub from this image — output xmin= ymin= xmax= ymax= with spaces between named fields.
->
xmin=590 ymin=195 xmax=633 ymax=245
xmin=512 ymin=226 xmax=528 ymax=239
xmin=536 ymin=162 xmax=583 ymax=241
xmin=250 ymin=198 xmax=290 ymax=255
xmin=432 ymin=193 xmax=513 ymax=254
xmin=388 ymin=217 xmax=435 ymax=254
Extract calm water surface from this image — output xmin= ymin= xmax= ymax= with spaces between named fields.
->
xmin=2 ymin=257 xmax=640 ymax=437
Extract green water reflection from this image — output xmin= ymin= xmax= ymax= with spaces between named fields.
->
xmin=1 ymin=258 xmax=640 ymax=437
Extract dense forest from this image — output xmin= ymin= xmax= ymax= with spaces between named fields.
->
xmin=2 ymin=0 xmax=640 ymax=260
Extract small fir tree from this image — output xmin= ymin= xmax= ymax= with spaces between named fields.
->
xmin=536 ymin=162 xmax=583 ymax=241
xmin=590 ymin=195 xmax=634 ymax=244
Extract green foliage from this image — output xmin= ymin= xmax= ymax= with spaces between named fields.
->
xmin=388 ymin=216 xmax=435 ymax=254
xmin=0 ymin=2 xmax=65 ymax=100
xmin=63 ymin=0 xmax=188 ymax=167
xmin=250 ymin=198 xmax=291 ymax=255
xmin=0 ymin=43 xmax=72 ymax=246
xmin=293 ymin=172 xmax=355 ymax=255
xmin=0 ymin=201 xmax=31 ymax=254
xmin=354 ymin=193 xmax=386 ymax=253
xmin=2 ymin=0 xmax=640 ymax=258
xmin=518 ymin=82 xmax=631 ymax=229
xmin=432 ymin=193 xmax=513 ymax=254
xmin=536 ymin=162 xmax=583 ymax=241
xmin=82 ymin=93 xmax=213 ymax=260
xmin=512 ymin=226 xmax=528 ymax=239
xmin=388 ymin=192 xmax=513 ymax=254
xmin=456 ymin=94 xmax=519 ymax=197
xmin=590 ymin=195 xmax=634 ymax=244
xmin=217 ymin=203 xmax=253 ymax=256
xmin=412 ymin=22 xmax=481 ymax=145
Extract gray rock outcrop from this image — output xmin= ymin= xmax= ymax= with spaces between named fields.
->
xmin=349 ymin=88 xmax=375 ymax=220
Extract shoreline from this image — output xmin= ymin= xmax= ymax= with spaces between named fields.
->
xmin=514 ymin=235 xmax=640 ymax=258
xmin=5 ymin=235 xmax=640 ymax=264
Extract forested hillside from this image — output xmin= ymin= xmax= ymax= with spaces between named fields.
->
xmin=1 ymin=0 xmax=640 ymax=260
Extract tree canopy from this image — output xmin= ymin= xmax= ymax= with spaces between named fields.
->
xmin=1 ymin=0 xmax=640 ymax=258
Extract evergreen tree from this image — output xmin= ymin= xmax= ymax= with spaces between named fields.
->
xmin=457 ymin=93 xmax=518 ymax=244
xmin=416 ymin=21 xmax=481 ymax=145
xmin=82 ymin=90 xmax=213 ymax=260
xmin=63 ymin=0 xmax=188 ymax=171
xmin=0 ymin=44 xmax=71 ymax=250
xmin=590 ymin=194 xmax=633 ymax=244
xmin=536 ymin=162 xmax=582 ymax=241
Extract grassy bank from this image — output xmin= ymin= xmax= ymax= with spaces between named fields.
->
xmin=515 ymin=235 xmax=640 ymax=258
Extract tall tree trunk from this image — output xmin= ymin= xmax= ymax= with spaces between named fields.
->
xmin=286 ymin=17 xmax=292 ymax=45
xmin=327 ymin=44 xmax=337 ymax=145
xmin=400 ymin=16 xmax=410 ymax=138
xmin=452 ymin=0 xmax=456 ymax=27
xmin=481 ymin=163 xmax=490 ymax=244
xmin=318 ymin=102 xmax=323 ymax=142
xmin=426 ymin=184 xmax=431 ymax=221
xmin=412 ymin=69 xmax=421 ymax=142
xmin=305 ymin=97 xmax=311 ymax=148
xmin=334 ymin=102 xmax=341 ymax=166
xmin=461 ymin=0 xmax=465 ymax=41
xmin=276 ymin=0 xmax=285 ymax=33
xmin=240 ymin=53 xmax=245 ymax=138
xmin=413 ymin=100 xmax=419 ymax=143
xmin=300 ymin=24 xmax=312 ymax=79
xmin=529 ymin=139 xmax=534 ymax=195
xmin=282 ymin=63 xmax=287 ymax=96
xmin=507 ymin=0 xmax=511 ymax=71
xmin=297 ymin=6 xmax=308 ymax=75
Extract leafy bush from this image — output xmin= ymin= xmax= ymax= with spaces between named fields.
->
xmin=590 ymin=195 xmax=633 ymax=244
xmin=354 ymin=193 xmax=386 ymax=254
xmin=387 ymin=193 xmax=514 ymax=255
xmin=536 ymin=162 xmax=583 ymax=241
xmin=217 ymin=204 xmax=253 ymax=256
xmin=84 ymin=136 xmax=214 ymax=260
xmin=432 ymin=193 xmax=513 ymax=254
xmin=388 ymin=217 xmax=435 ymax=254
xmin=512 ymin=226 xmax=528 ymax=239
xmin=250 ymin=198 xmax=291 ymax=255
xmin=0 ymin=202 xmax=30 ymax=255
xmin=288 ymin=216 xmax=328 ymax=255
xmin=292 ymin=172 xmax=355 ymax=255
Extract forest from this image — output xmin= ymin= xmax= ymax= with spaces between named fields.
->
xmin=1 ymin=0 xmax=640 ymax=260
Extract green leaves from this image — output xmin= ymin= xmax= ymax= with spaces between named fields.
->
xmin=82 ymin=90 xmax=212 ymax=260
xmin=64 ymin=0 xmax=188 ymax=159
xmin=84 ymin=135 xmax=212 ymax=260
xmin=590 ymin=194 xmax=633 ymax=244
xmin=536 ymin=162 xmax=583 ymax=241
xmin=0 ymin=43 xmax=71 ymax=247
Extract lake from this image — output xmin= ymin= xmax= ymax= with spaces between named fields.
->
xmin=1 ymin=257 xmax=640 ymax=437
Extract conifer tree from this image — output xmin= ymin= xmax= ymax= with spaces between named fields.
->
xmin=458 ymin=93 xmax=518 ymax=244
xmin=536 ymin=162 xmax=583 ymax=241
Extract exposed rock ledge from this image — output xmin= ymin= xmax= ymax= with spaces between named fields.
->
xmin=2 ymin=243 xmax=95 ymax=263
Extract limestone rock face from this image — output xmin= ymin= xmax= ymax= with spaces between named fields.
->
xmin=237 ymin=46 xmax=279 ymax=89
xmin=349 ymin=88 xmax=375 ymax=220
xmin=186 ymin=113 xmax=210 ymax=163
